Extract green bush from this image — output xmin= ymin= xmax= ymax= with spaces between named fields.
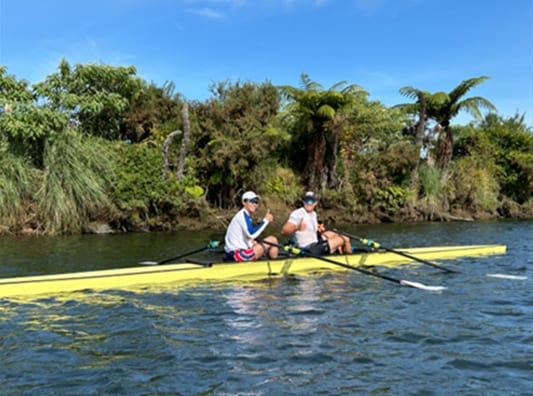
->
xmin=111 ymin=142 xmax=208 ymax=229
xmin=374 ymin=185 xmax=411 ymax=213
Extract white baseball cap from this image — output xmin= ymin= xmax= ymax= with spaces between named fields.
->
xmin=242 ymin=191 xmax=260 ymax=201
xmin=302 ymin=191 xmax=317 ymax=201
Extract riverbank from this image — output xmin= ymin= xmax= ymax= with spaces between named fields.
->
xmin=4 ymin=195 xmax=532 ymax=237
xmin=85 ymin=199 xmax=532 ymax=235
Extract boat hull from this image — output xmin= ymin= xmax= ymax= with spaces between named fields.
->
xmin=0 ymin=244 xmax=506 ymax=299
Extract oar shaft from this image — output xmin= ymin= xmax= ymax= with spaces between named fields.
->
xmin=259 ymin=239 xmax=444 ymax=290
xmin=287 ymin=244 xmax=402 ymax=285
xmin=332 ymin=229 xmax=458 ymax=274
xmin=141 ymin=241 xmax=223 ymax=265
xmin=158 ymin=246 xmax=209 ymax=265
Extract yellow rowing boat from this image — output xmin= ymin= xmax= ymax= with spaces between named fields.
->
xmin=0 ymin=244 xmax=506 ymax=299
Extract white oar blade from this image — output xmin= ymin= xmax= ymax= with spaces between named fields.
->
xmin=139 ymin=261 xmax=159 ymax=266
xmin=400 ymin=280 xmax=447 ymax=291
xmin=486 ymin=273 xmax=528 ymax=280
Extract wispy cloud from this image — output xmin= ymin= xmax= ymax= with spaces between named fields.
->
xmin=180 ymin=0 xmax=247 ymax=19
xmin=184 ymin=7 xmax=227 ymax=18
xmin=352 ymin=0 xmax=423 ymax=16
xmin=262 ymin=0 xmax=331 ymax=8
xmin=180 ymin=0 xmax=331 ymax=16
xmin=352 ymin=0 xmax=387 ymax=15
xmin=182 ymin=0 xmax=246 ymax=6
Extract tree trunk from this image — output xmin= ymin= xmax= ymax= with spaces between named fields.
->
xmin=162 ymin=130 xmax=182 ymax=180
xmin=436 ymin=126 xmax=453 ymax=170
xmin=326 ymin=126 xmax=341 ymax=190
xmin=176 ymin=102 xmax=190 ymax=181
xmin=408 ymin=98 xmax=427 ymax=190
xmin=304 ymin=132 xmax=327 ymax=191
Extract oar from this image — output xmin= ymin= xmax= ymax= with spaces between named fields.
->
xmin=259 ymin=239 xmax=446 ymax=291
xmin=139 ymin=240 xmax=223 ymax=265
xmin=332 ymin=229 xmax=459 ymax=274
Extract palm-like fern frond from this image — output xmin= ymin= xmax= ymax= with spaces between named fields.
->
xmin=448 ymin=76 xmax=491 ymax=102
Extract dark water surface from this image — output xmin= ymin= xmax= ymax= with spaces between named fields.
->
xmin=1 ymin=221 xmax=532 ymax=395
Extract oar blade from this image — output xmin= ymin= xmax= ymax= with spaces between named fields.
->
xmin=486 ymin=273 xmax=528 ymax=280
xmin=400 ymin=280 xmax=447 ymax=292
xmin=139 ymin=261 xmax=160 ymax=266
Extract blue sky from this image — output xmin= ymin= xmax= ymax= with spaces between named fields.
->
xmin=1 ymin=0 xmax=532 ymax=126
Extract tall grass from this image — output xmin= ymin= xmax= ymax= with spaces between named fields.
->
xmin=418 ymin=164 xmax=442 ymax=220
xmin=448 ymin=157 xmax=499 ymax=214
xmin=38 ymin=130 xmax=115 ymax=234
xmin=0 ymin=142 xmax=37 ymax=231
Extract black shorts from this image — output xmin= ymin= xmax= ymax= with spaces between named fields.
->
xmin=305 ymin=239 xmax=330 ymax=255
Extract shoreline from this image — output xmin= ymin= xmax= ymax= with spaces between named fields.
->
xmin=7 ymin=205 xmax=531 ymax=237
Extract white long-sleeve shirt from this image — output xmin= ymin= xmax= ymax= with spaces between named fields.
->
xmin=224 ymin=209 xmax=270 ymax=252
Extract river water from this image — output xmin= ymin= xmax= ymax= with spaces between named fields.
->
xmin=0 ymin=220 xmax=531 ymax=395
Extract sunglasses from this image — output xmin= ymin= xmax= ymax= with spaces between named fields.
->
xmin=303 ymin=198 xmax=316 ymax=204
xmin=247 ymin=199 xmax=259 ymax=204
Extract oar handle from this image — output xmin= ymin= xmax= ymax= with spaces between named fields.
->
xmin=356 ymin=238 xmax=380 ymax=249
xmin=208 ymin=240 xmax=222 ymax=249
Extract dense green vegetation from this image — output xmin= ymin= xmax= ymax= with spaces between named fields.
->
xmin=1 ymin=61 xmax=531 ymax=235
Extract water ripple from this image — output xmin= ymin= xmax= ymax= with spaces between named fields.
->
xmin=1 ymin=221 xmax=532 ymax=395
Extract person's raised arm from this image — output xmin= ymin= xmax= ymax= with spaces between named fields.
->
xmin=281 ymin=220 xmax=298 ymax=236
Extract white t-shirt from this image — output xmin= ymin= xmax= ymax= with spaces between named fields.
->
xmin=287 ymin=207 xmax=318 ymax=248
